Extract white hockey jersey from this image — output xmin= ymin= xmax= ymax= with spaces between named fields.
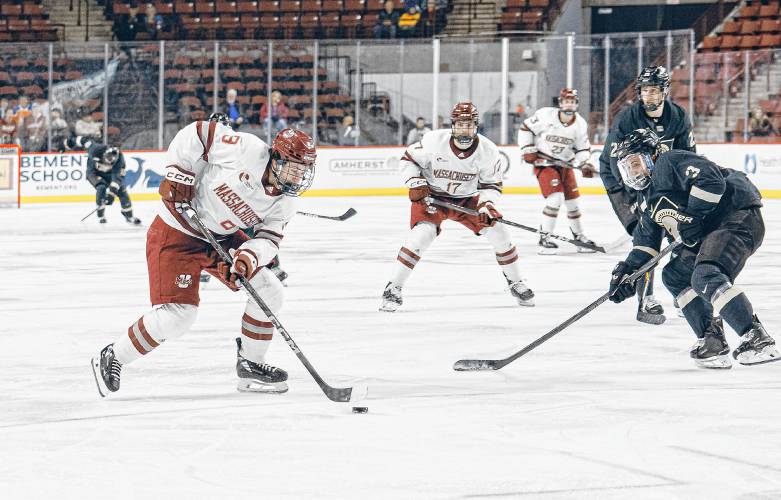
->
xmin=517 ymin=107 xmax=591 ymax=165
xmin=400 ymin=129 xmax=503 ymax=203
xmin=159 ymin=120 xmax=297 ymax=265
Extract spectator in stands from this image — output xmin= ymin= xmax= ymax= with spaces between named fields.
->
xmin=12 ymin=95 xmax=32 ymax=125
xmin=374 ymin=1 xmax=399 ymax=39
xmin=0 ymin=99 xmax=9 ymax=120
xmin=75 ymin=113 xmax=102 ymax=139
xmin=145 ymin=4 xmax=166 ymax=39
xmin=24 ymin=104 xmax=47 ymax=152
xmin=397 ymin=3 xmax=422 ymax=37
xmin=406 ymin=116 xmax=430 ymax=144
xmin=1 ymin=109 xmax=18 ymax=146
xmin=222 ymin=88 xmax=247 ymax=129
xmin=259 ymin=90 xmax=289 ymax=135
xmin=50 ymin=108 xmax=71 ymax=146
xmin=113 ymin=2 xmax=145 ymax=41
xmin=749 ymin=107 xmax=776 ymax=137
xmin=337 ymin=115 xmax=361 ymax=145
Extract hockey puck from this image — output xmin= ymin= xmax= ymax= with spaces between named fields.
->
xmin=352 ymin=406 xmax=368 ymax=414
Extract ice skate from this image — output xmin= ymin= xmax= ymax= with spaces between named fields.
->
xmin=98 ymin=217 xmax=107 ymax=224
xmin=269 ymin=264 xmax=289 ymax=286
xmin=690 ymin=318 xmax=732 ymax=369
xmin=733 ymin=316 xmax=781 ymax=365
xmin=235 ymin=338 xmax=288 ymax=393
xmin=538 ymin=233 xmax=558 ymax=255
xmin=379 ymin=282 xmax=403 ymax=312
xmin=124 ymin=215 xmax=142 ymax=226
xmin=90 ymin=344 xmax=122 ymax=397
xmin=572 ymin=232 xmax=597 ymax=253
xmin=637 ymin=295 xmax=666 ymax=325
xmin=508 ymin=279 xmax=535 ymax=307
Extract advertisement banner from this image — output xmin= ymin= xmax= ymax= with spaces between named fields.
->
xmin=19 ymin=143 xmax=781 ymax=203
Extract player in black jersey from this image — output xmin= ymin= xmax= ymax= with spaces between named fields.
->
xmin=86 ymin=143 xmax=141 ymax=225
xmin=600 ymin=65 xmax=696 ymax=323
xmin=607 ymin=128 xmax=778 ymax=369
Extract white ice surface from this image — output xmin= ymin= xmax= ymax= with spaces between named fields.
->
xmin=2 ymin=195 xmax=781 ymax=500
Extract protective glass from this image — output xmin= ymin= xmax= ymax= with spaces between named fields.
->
xmin=617 ymin=152 xmax=653 ymax=190
xmin=452 ymin=119 xmax=477 ymax=146
xmin=271 ymin=158 xmax=316 ymax=196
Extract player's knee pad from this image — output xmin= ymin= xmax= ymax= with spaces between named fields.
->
xmin=147 ymin=303 xmax=198 ymax=341
xmin=661 ymin=261 xmax=690 ymax=297
xmin=483 ymin=223 xmax=513 ymax=252
xmin=406 ymin=222 xmax=437 ymax=254
xmin=545 ymin=191 xmax=564 ymax=209
xmin=691 ymin=263 xmax=730 ymax=302
xmin=246 ymin=267 xmax=285 ymax=315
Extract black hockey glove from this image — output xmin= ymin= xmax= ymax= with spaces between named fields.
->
xmin=104 ymin=192 xmax=115 ymax=205
xmin=677 ymin=212 xmax=704 ymax=247
xmin=609 ymin=261 xmax=637 ymax=304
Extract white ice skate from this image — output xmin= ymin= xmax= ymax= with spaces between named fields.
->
xmin=509 ymin=280 xmax=535 ymax=307
xmin=379 ymin=282 xmax=403 ymax=312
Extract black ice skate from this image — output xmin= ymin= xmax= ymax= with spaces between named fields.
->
xmin=690 ymin=317 xmax=732 ymax=369
xmin=90 ymin=344 xmax=122 ymax=397
xmin=572 ymin=231 xmax=597 ymax=254
xmin=537 ymin=233 xmax=558 ymax=255
xmin=379 ymin=281 xmax=403 ymax=312
xmin=270 ymin=265 xmax=289 ymax=286
xmin=733 ymin=316 xmax=781 ymax=365
xmin=508 ymin=279 xmax=535 ymax=307
xmin=235 ymin=338 xmax=288 ymax=393
xmin=124 ymin=215 xmax=142 ymax=226
xmin=98 ymin=217 xmax=107 ymax=224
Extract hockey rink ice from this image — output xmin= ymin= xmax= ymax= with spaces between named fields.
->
xmin=2 ymin=194 xmax=781 ymax=500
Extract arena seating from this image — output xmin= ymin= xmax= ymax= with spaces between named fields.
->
xmin=498 ymin=0 xmax=553 ymax=32
xmin=700 ymin=1 xmax=781 ymax=52
xmin=0 ymin=0 xmax=59 ymax=42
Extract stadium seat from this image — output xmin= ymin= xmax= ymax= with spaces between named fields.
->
xmin=322 ymin=0 xmax=342 ymax=12
xmin=741 ymin=20 xmax=760 ymax=34
xmin=215 ymin=1 xmax=237 ymax=14
xmin=736 ymin=5 xmax=760 ymax=20
xmin=260 ymin=1 xmax=281 ymax=13
xmin=279 ymin=0 xmax=301 ymax=12
xmin=504 ymin=0 xmax=526 ymax=10
xmin=759 ymin=34 xmax=781 ymax=47
xmin=721 ymin=35 xmax=740 ymax=50
xmin=237 ymin=1 xmax=258 ymax=13
xmin=759 ymin=19 xmax=781 ymax=33
xmin=758 ymin=3 xmax=780 ymax=18
xmin=1 ymin=5 xmax=23 ymax=16
xmin=738 ymin=35 xmax=761 ymax=49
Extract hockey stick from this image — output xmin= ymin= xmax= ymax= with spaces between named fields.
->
xmin=636 ymin=270 xmax=666 ymax=325
xmin=80 ymin=206 xmax=100 ymax=222
xmin=453 ymin=239 xmax=681 ymax=371
xmin=533 ymin=152 xmax=584 ymax=171
xmin=184 ymin=206 xmax=367 ymax=403
xmin=426 ymin=197 xmax=605 ymax=253
xmin=296 ymin=207 xmax=357 ymax=221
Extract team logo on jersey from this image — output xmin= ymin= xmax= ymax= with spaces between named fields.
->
xmin=175 ymin=274 xmax=193 ymax=289
xmin=238 ymin=171 xmax=252 ymax=188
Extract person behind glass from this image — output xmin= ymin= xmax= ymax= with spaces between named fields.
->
xmin=86 ymin=144 xmax=142 ymax=225
xmin=748 ymin=107 xmax=776 ymax=138
xmin=0 ymin=109 xmax=18 ymax=145
xmin=259 ymin=90 xmax=288 ymax=135
xmin=374 ymin=0 xmax=399 ymax=39
xmin=222 ymin=88 xmax=246 ymax=130
xmin=337 ymin=115 xmax=360 ymax=145
xmin=406 ymin=116 xmax=430 ymax=145
xmin=75 ymin=112 xmax=102 ymax=139
xmin=50 ymin=108 xmax=71 ymax=146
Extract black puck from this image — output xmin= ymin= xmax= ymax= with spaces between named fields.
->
xmin=351 ymin=406 xmax=368 ymax=414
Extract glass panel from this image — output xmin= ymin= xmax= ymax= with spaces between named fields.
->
xmin=399 ymin=40 xmax=433 ymax=145
xmin=354 ymin=40 xmax=403 ymax=146
xmin=266 ymin=41 xmax=318 ymax=141
xmin=0 ymin=43 xmax=50 ymax=152
xmin=316 ymin=41 xmax=358 ymax=146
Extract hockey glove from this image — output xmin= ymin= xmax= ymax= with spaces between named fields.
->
xmin=104 ymin=192 xmax=115 ymax=206
xmin=522 ymin=151 xmax=539 ymax=164
xmin=579 ymin=162 xmax=597 ymax=178
xmin=609 ymin=261 xmax=637 ymax=303
xmin=676 ymin=213 xmax=704 ymax=247
xmin=231 ymin=248 xmax=260 ymax=281
xmin=477 ymin=201 xmax=502 ymax=227
xmin=407 ymin=177 xmax=431 ymax=202
xmin=159 ymin=166 xmax=196 ymax=213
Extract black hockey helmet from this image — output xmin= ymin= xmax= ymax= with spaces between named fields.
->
xmin=208 ymin=112 xmax=231 ymax=127
xmin=103 ymin=146 xmax=120 ymax=165
xmin=635 ymin=66 xmax=670 ymax=111
xmin=615 ymin=128 xmax=664 ymax=190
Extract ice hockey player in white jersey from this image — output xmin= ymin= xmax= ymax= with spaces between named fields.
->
xmin=517 ymin=88 xmax=598 ymax=254
xmin=379 ymin=101 xmax=534 ymax=312
xmin=91 ymin=121 xmax=316 ymax=396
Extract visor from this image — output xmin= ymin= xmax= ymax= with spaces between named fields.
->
xmin=617 ymin=153 xmax=653 ymax=190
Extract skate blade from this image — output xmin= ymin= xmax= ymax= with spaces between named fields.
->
xmin=637 ymin=311 xmax=666 ymax=325
xmin=516 ymin=298 xmax=535 ymax=307
xmin=237 ymin=379 xmax=289 ymax=393
xmin=736 ymin=346 xmax=781 ymax=366
xmin=90 ymin=357 xmax=108 ymax=398
xmin=537 ymin=247 xmax=557 ymax=255
xmin=379 ymin=302 xmax=400 ymax=312
xmin=695 ymin=354 xmax=732 ymax=369
xmin=576 ymin=247 xmax=597 ymax=254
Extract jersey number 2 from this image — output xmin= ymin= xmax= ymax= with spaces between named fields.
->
xmin=685 ymin=166 xmax=700 ymax=178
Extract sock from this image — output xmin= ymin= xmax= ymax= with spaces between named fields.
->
xmin=112 ymin=304 xmax=197 ymax=365
xmin=541 ymin=191 xmax=563 ymax=234
xmin=565 ymin=198 xmax=584 ymax=235
xmin=389 ymin=223 xmax=436 ymax=287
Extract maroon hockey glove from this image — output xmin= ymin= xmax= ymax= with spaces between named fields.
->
xmin=522 ymin=151 xmax=539 ymax=164
xmin=231 ymin=248 xmax=260 ymax=281
xmin=477 ymin=201 xmax=502 ymax=227
xmin=215 ymin=261 xmax=241 ymax=291
xmin=580 ymin=162 xmax=597 ymax=178
xmin=159 ymin=166 xmax=196 ymax=209
xmin=407 ymin=178 xmax=430 ymax=202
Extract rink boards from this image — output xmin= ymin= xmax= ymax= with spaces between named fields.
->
xmin=18 ymin=142 xmax=781 ymax=203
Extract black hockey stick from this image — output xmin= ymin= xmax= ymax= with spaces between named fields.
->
xmin=454 ymin=240 xmax=681 ymax=371
xmin=184 ymin=206 xmax=367 ymax=403
xmin=532 ymin=152 xmax=584 ymax=171
xmin=636 ymin=270 xmax=666 ymax=325
xmin=80 ymin=206 xmax=100 ymax=222
xmin=296 ymin=207 xmax=357 ymax=221
xmin=427 ymin=197 xmax=605 ymax=253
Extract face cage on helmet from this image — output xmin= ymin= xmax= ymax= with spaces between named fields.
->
xmin=452 ymin=120 xmax=477 ymax=146
xmin=558 ymin=97 xmax=578 ymax=115
xmin=638 ymin=84 xmax=667 ymax=111
xmin=271 ymin=158 xmax=316 ymax=196
xmin=104 ymin=150 xmax=119 ymax=164
xmin=617 ymin=153 xmax=653 ymax=191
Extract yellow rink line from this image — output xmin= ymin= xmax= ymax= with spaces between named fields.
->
xmin=19 ymin=186 xmax=781 ymax=203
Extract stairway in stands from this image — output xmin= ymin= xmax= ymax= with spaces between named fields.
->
xmin=442 ymin=0 xmax=498 ymax=36
xmin=43 ymin=0 xmax=112 ymax=42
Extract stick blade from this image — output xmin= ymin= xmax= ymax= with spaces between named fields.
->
xmin=324 ymin=383 xmax=368 ymax=403
xmin=338 ymin=208 xmax=358 ymax=221
xmin=453 ymin=359 xmax=500 ymax=371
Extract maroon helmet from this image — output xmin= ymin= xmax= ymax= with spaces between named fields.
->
xmin=451 ymin=101 xmax=479 ymax=147
xmin=558 ymin=88 xmax=579 ymax=116
xmin=270 ymin=128 xmax=316 ymax=196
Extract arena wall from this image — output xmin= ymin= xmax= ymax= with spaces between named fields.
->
xmin=18 ymin=143 xmax=781 ymax=203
